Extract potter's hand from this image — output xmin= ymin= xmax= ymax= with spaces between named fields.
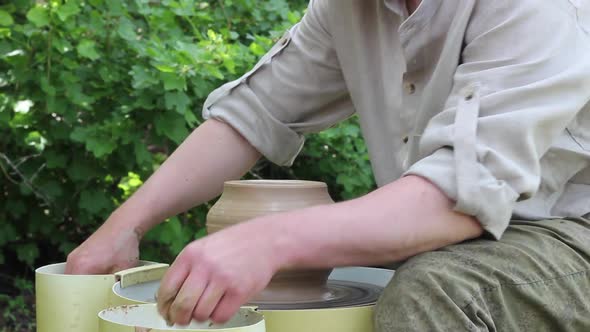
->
xmin=65 ymin=217 xmax=141 ymax=274
xmin=156 ymin=221 xmax=279 ymax=325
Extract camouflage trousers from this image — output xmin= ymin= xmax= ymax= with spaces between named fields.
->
xmin=375 ymin=218 xmax=590 ymax=332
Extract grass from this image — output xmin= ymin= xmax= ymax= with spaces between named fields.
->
xmin=0 ymin=276 xmax=35 ymax=332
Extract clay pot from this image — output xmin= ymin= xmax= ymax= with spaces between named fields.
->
xmin=206 ymin=180 xmax=335 ymax=303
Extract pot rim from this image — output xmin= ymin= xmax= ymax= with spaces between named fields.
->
xmin=224 ymin=180 xmax=326 ymax=188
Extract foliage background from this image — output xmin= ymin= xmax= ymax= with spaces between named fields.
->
xmin=0 ymin=1 xmax=375 ymax=328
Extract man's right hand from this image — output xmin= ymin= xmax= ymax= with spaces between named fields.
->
xmin=65 ymin=218 xmax=141 ymax=274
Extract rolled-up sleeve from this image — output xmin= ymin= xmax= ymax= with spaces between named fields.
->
xmin=405 ymin=2 xmax=590 ymax=238
xmin=202 ymin=0 xmax=354 ymax=166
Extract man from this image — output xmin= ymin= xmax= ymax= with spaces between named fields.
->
xmin=66 ymin=0 xmax=590 ymax=330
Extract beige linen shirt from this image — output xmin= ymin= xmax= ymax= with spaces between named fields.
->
xmin=203 ymin=0 xmax=590 ymax=239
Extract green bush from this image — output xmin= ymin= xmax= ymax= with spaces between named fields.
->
xmin=0 ymin=0 xmax=375 ymax=267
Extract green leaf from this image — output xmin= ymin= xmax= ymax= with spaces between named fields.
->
xmin=40 ymin=76 xmax=57 ymax=95
xmin=195 ymin=227 xmax=207 ymax=239
xmin=39 ymin=179 xmax=63 ymax=198
xmin=0 ymin=221 xmax=18 ymax=245
xmin=71 ymin=127 xmax=116 ymax=158
xmin=130 ymin=65 xmax=158 ymax=89
xmin=117 ymin=172 xmax=143 ymax=198
xmin=223 ymin=57 xmax=236 ymax=73
xmin=343 ymin=124 xmax=360 ymax=136
xmin=26 ymin=7 xmax=50 ymax=27
xmin=58 ymin=241 xmax=77 ymax=256
xmin=67 ymin=160 xmax=99 ymax=181
xmin=45 ymin=150 xmax=67 ymax=169
xmin=160 ymin=72 xmax=186 ymax=91
xmin=249 ymin=42 xmax=266 ymax=56
xmin=0 ymin=27 xmax=11 ymax=39
xmin=77 ymin=40 xmax=100 ymax=61
xmin=79 ymin=189 xmax=111 ymax=214
xmin=52 ymin=36 xmax=73 ymax=53
xmin=134 ymin=141 xmax=152 ymax=166
xmin=88 ymin=138 xmax=116 ymax=158
xmin=57 ymin=2 xmax=81 ymax=21
xmin=65 ymin=84 xmax=95 ymax=107
xmin=117 ymin=17 xmax=137 ymax=41
xmin=25 ymin=131 xmax=48 ymax=152
xmin=0 ymin=10 xmax=14 ymax=26
xmin=154 ymin=112 xmax=189 ymax=144
xmin=287 ymin=11 xmax=301 ymax=24
xmin=105 ymin=0 xmax=126 ymax=16
xmin=88 ymin=0 xmax=104 ymax=7
xmin=154 ymin=64 xmax=176 ymax=73
xmin=164 ymin=91 xmax=190 ymax=115
xmin=6 ymin=201 xmax=26 ymax=219
xmin=184 ymin=111 xmax=199 ymax=127
xmin=16 ymin=243 xmax=39 ymax=266
xmin=158 ymin=217 xmax=185 ymax=254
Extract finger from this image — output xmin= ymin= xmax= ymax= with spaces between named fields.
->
xmin=168 ymin=268 xmax=209 ymax=325
xmin=65 ymin=255 xmax=100 ymax=275
xmin=209 ymin=292 xmax=244 ymax=324
xmin=64 ymin=258 xmax=73 ymax=274
xmin=192 ymin=279 xmax=226 ymax=322
xmin=109 ymin=257 xmax=139 ymax=274
xmin=157 ymin=259 xmax=191 ymax=319
xmin=108 ymin=262 xmax=130 ymax=275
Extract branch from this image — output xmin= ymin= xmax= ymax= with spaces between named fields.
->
xmin=217 ymin=0 xmax=232 ymax=30
xmin=0 ymin=158 xmax=19 ymax=185
xmin=0 ymin=152 xmax=53 ymax=207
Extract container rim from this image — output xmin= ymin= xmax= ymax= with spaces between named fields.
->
xmin=35 ymin=261 xmax=157 ymax=276
xmin=98 ymin=304 xmax=264 ymax=331
xmin=35 ymin=262 xmax=113 ymax=277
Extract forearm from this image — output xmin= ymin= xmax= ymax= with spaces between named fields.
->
xmin=107 ymin=119 xmax=261 ymax=235
xmin=258 ymin=175 xmax=483 ymax=269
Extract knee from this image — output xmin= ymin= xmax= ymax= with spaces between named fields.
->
xmin=375 ymin=256 xmax=443 ymax=314
xmin=374 ymin=253 xmax=475 ymax=331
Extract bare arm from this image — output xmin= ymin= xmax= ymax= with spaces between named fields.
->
xmin=157 ymin=174 xmax=483 ymax=324
xmin=263 ymin=175 xmax=483 ymax=269
xmin=113 ymin=119 xmax=260 ymax=236
xmin=66 ymin=119 xmax=260 ymax=273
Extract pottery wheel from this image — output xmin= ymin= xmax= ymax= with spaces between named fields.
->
xmin=248 ymin=280 xmax=383 ymax=310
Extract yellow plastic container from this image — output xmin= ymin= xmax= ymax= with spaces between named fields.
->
xmin=110 ymin=267 xmax=393 ymax=332
xmin=35 ymin=262 xmax=167 ymax=332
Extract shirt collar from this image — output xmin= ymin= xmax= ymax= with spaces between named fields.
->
xmin=384 ymin=0 xmax=408 ymax=17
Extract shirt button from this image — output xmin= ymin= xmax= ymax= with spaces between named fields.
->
xmin=402 ymin=136 xmax=409 ymax=143
xmin=404 ymin=82 xmax=416 ymax=95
